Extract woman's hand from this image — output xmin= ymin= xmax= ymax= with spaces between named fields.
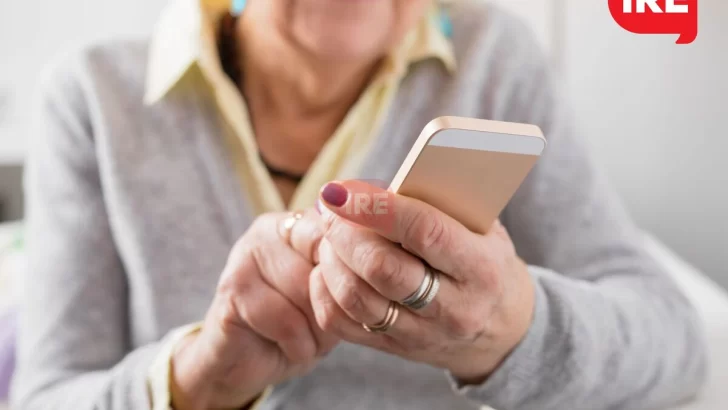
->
xmin=310 ymin=181 xmax=535 ymax=384
xmin=171 ymin=209 xmax=339 ymax=410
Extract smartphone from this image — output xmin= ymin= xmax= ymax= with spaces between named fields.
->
xmin=389 ymin=116 xmax=546 ymax=234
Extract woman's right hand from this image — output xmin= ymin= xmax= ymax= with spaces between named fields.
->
xmin=170 ymin=209 xmax=338 ymax=410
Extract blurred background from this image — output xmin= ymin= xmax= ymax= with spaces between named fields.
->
xmin=0 ymin=0 xmax=726 ymax=288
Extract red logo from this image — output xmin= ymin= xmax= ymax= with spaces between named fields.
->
xmin=609 ymin=0 xmax=698 ymax=44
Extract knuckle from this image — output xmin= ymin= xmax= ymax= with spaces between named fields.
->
xmin=279 ymin=321 xmax=316 ymax=365
xmin=316 ymin=302 xmax=339 ymax=333
xmin=359 ymin=246 xmax=404 ymax=288
xmin=317 ymin=313 xmax=337 ymax=334
xmin=336 ymin=279 xmax=366 ymax=315
xmin=277 ymin=316 xmax=305 ymax=344
xmin=323 ymin=218 xmax=349 ymax=246
xmin=227 ymin=237 xmax=253 ymax=267
xmin=247 ymin=214 xmax=278 ymax=240
xmin=215 ymin=293 xmax=245 ymax=334
xmin=216 ymin=263 xmax=249 ymax=300
xmin=226 ymin=289 xmax=269 ymax=337
xmin=248 ymin=216 xmax=266 ymax=235
xmin=216 ymin=271 xmax=237 ymax=297
xmin=421 ymin=214 xmax=449 ymax=249
xmin=356 ymin=245 xmax=381 ymax=277
xmin=447 ymin=311 xmax=483 ymax=341
xmin=217 ymin=254 xmax=256 ymax=296
xmin=228 ymin=224 xmax=271 ymax=270
xmin=311 ymin=269 xmax=344 ymax=335
xmin=249 ymin=243 xmax=269 ymax=272
xmin=406 ymin=209 xmax=450 ymax=250
xmin=237 ymin=300 xmax=262 ymax=332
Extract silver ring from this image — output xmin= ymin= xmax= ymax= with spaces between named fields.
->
xmin=409 ymin=269 xmax=440 ymax=310
xmin=400 ymin=266 xmax=433 ymax=307
xmin=401 ymin=265 xmax=440 ymax=310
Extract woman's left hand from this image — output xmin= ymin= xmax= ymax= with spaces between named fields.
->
xmin=310 ymin=180 xmax=535 ymax=383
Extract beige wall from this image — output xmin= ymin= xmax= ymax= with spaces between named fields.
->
xmin=562 ymin=0 xmax=728 ymax=288
xmin=487 ymin=0 xmax=728 ymax=288
xmin=0 ymin=0 xmax=168 ymax=161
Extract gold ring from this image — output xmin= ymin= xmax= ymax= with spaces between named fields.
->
xmin=280 ymin=211 xmax=304 ymax=245
xmin=362 ymin=301 xmax=400 ymax=334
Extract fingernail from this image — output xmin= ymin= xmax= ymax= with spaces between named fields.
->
xmin=315 ymin=199 xmax=323 ymax=215
xmin=320 ymin=182 xmax=348 ymax=208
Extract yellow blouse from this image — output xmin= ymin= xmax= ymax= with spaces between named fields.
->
xmin=145 ymin=0 xmax=454 ymax=214
xmin=144 ymin=0 xmax=455 ymax=408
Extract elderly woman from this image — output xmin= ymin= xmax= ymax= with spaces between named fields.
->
xmin=11 ymin=0 xmax=706 ymax=409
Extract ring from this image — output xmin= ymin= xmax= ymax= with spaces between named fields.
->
xmin=280 ymin=211 xmax=304 ymax=244
xmin=409 ymin=269 xmax=440 ymax=310
xmin=362 ymin=301 xmax=400 ymax=334
xmin=400 ymin=265 xmax=440 ymax=310
xmin=400 ymin=265 xmax=434 ymax=307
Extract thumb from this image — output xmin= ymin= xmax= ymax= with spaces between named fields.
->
xmin=317 ymin=180 xmax=396 ymax=234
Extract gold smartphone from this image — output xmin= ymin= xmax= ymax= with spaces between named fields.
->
xmin=389 ymin=116 xmax=546 ymax=234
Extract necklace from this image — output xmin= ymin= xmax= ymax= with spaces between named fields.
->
xmin=258 ymin=153 xmax=305 ymax=184
xmin=218 ymin=12 xmax=307 ymax=184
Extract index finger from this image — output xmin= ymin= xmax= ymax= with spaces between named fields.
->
xmin=278 ymin=208 xmax=324 ymax=264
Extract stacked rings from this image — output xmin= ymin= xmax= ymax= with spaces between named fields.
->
xmin=400 ymin=265 xmax=440 ymax=310
xmin=362 ymin=301 xmax=400 ymax=333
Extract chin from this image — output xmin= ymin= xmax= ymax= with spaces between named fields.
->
xmin=292 ymin=6 xmax=396 ymax=63
xmin=305 ymin=33 xmax=390 ymax=63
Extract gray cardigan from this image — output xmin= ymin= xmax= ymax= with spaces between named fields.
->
xmin=11 ymin=2 xmax=707 ymax=410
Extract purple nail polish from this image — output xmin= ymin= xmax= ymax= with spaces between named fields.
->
xmin=321 ymin=182 xmax=348 ymax=208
